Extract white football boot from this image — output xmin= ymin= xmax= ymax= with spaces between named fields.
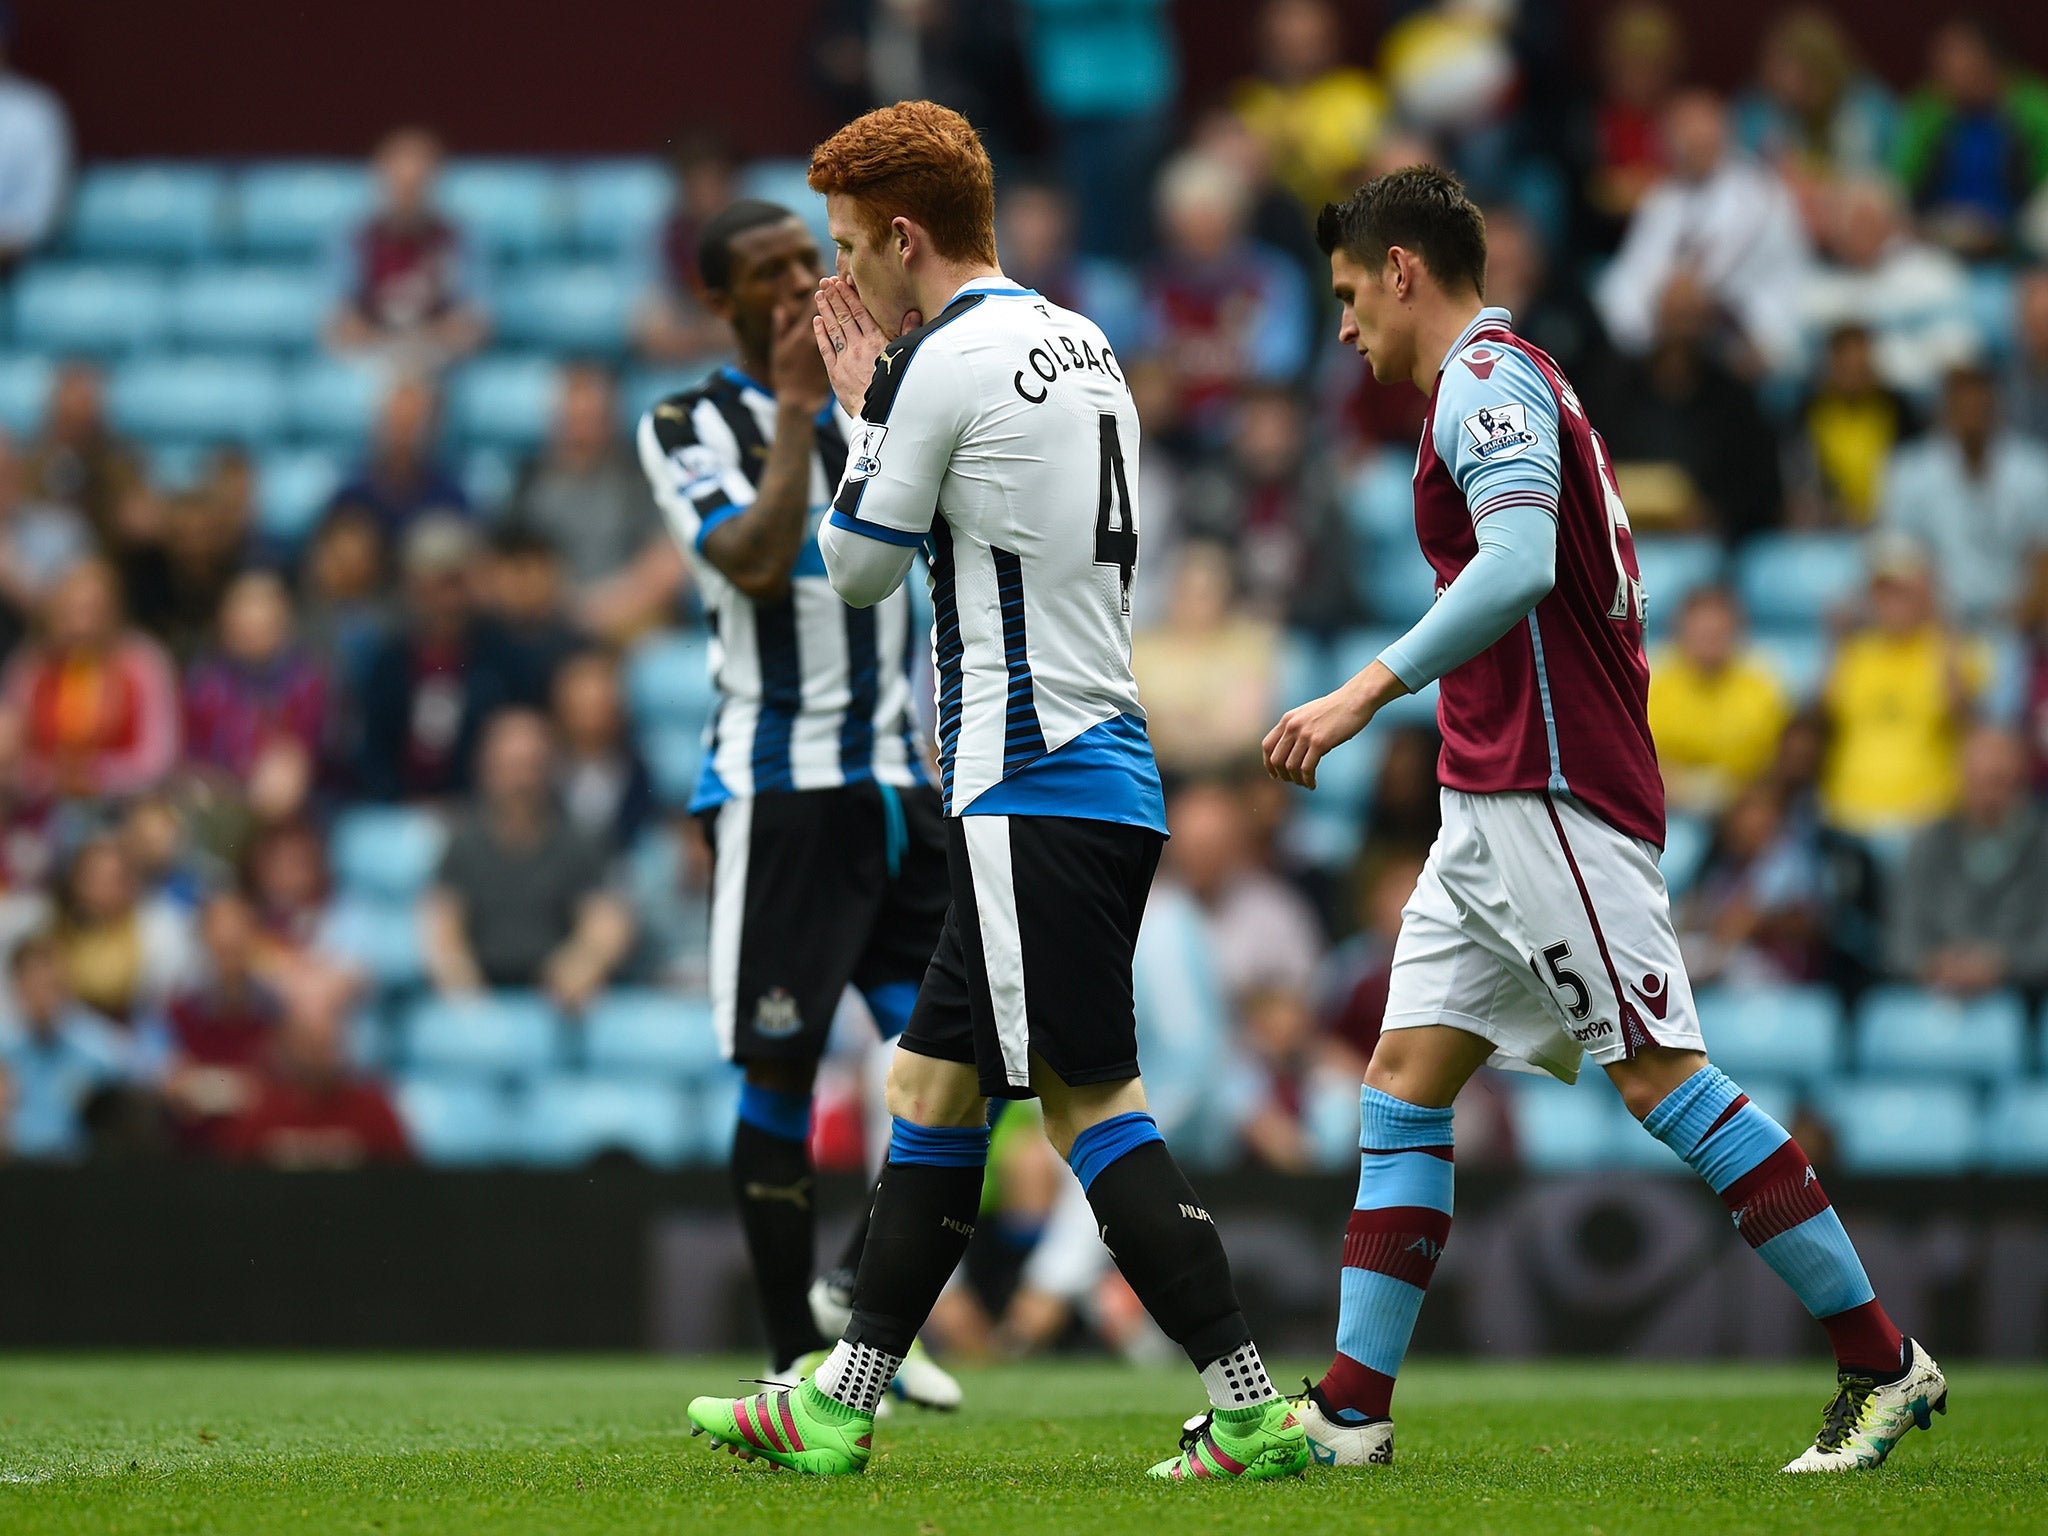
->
xmin=807 ymin=1277 xmax=964 ymax=1412
xmin=1295 ymin=1391 xmax=1394 ymax=1467
xmin=1782 ymin=1339 xmax=1947 ymax=1472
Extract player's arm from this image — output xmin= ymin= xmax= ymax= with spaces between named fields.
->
xmin=1266 ymin=349 xmax=1562 ymax=789
xmin=636 ymin=397 xmax=762 ymax=589
xmin=819 ymin=323 xmax=971 ymax=608
xmin=695 ymin=303 xmax=834 ymax=602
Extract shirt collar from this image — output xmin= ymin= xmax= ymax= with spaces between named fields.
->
xmin=947 ymin=274 xmax=1035 ymax=305
xmin=721 ymin=364 xmax=771 ymax=397
xmin=1438 ymin=305 xmax=1515 ymax=374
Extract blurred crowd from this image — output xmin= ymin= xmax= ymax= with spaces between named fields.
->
xmin=4 ymin=1 xmax=2048 ymax=1180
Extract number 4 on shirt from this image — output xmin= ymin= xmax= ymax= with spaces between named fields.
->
xmin=1095 ymin=412 xmax=1137 ymax=613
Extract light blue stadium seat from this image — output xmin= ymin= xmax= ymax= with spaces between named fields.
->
xmin=584 ymin=990 xmax=724 ymax=1078
xmin=257 ymin=446 xmax=345 ymax=543
xmin=14 ymin=266 xmax=168 ymax=352
xmin=286 ymin=355 xmax=388 ymax=442
xmin=450 ymin=354 xmax=560 ymax=448
xmin=520 ymin=1075 xmax=690 ymax=1166
xmin=460 ymin=446 xmax=517 ymax=517
xmin=1658 ymin=812 xmax=1711 ymax=898
xmin=168 ymin=265 xmax=328 ymax=349
xmin=109 ymin=355 xmax=284 ymax=442
xmin=567 ymin=160 xmax=671 ymax=255
xmin=1633 ymin=536 xmax=1724 ymax=639
xmin=495 ymin=263 xmax=635 ymax=352
xmin=1276 ymin=631 xmax=1328 ymax=711
xmin=236 ymin=162 xmax=374 ymax=256
xmin=620 ymin=363 xmax=724 ymax=426
xmin=1821 ymin=1080 xmax=1978 ymax=1174
xmin=320 ymin=896 xmax=425 ymax=989
xmin=736 ymin=159 xmax=831 ymax=251
xmin=643 ymin=724 xmax=706 ymax=807
xmin=0 ymin=354 xmax=51 ymax=435
xmin=1749 ymin=632 xmax=1831 ymax=703
xmin=1982 ymin=1083 xmax=2048 ymax=1171
xmin=397 ymin=1075 xmax=517 ymax=1165
xmin=405 ymin=993 xmax=562 ymax=1077
xmin=440 ymin=161 xmax=565 ymax=258
xmin=1855 ymin=987 xmax=2027 ymax=1080
xmin=627 ymin=630 xmax=716 ymax=726
xmin=1344 ymin=449 xmax=1415 ymax=545
xmin=1736 ymin=533 xmax=1865 ymax=631
xmin=148 ymin=441 xmax=213 ymax=491
xmin=69 ymin=165 xmax=225 ymax=259
xmin=1361 ymin=537 xmax=1438 ymax=628
xmin=330 ymin=806 xmax=448 ymax=900
xmin=688 ymin=1065 xmax=744 ymax=1161
xmin=1963 ymin=266 xmax=2015 ymax=362
xmin=1508 ymin=1075 xmax=1612 ymax=1172
xmin=1696 ymin=984 xmax=1844 ymax=1081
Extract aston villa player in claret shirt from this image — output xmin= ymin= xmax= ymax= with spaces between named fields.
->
xmin=1263 ymin=166 xmax=1947 ymax=1475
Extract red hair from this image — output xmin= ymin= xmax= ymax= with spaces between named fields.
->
xmin=807 ymin=100 xmax=998 ymax=265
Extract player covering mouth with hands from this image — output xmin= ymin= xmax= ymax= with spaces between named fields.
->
xmin=1265 ymin=166 xmax=1945 ymax=1475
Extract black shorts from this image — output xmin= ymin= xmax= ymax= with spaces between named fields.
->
xmin=702 ymin=781 xmax=947 ymax=1063
xmin=899 ymin=814 xmax=1165 ymax=1100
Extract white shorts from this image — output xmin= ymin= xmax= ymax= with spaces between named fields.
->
xmin=1383 ymin=789 xmax=1702 ymax=1083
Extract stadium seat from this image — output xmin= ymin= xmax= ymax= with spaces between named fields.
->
xmin=0 ymin=353 xmax=51 ymax=435
xmin=1735 ymin=533 xmax=1865 ymax=631
xmin=620 ymin=362 xmax=724 ymax=426
xmin=1632 ymin=536 xmax=1723 ymax=639
xmin=108 ymin=355 xmax=284 ymax=442
xmin=1344 ymin=448 xmax=1415 ymax=546
xmin=519 ymin=1076 xmax=690 ymax=1166
xmin=235 ymin=162 xmax=374 ymax=256
xmin=330 ymin=806 xmax=448 ymax=901
xmin=460 ymin=446 xmax=517 ymax=516
xmin=397 ymin=1075 xmax=518 ymax=1165
xmin=285 ymin=354 xmax=389 ymax=443
xmin=1360 ymin=536 xmax=1437 ymax=628
xmin=642 ymin=724 xmax=706 ymax=807
xmin=148 ymin=441 xmax=212 ymax=491
xmin=1749 ymin=632 xmax=1831 ymax=703
xmin=1658 ymin=812 xmax=1711 ymax=899
xmin=439 ymin=160 xmax=565 ymax=258
xmin=1982 ymin=1083 xmax=2048 ymax=1171
xmin=320 ymin=896 xmax=426 ymax=989
xmin=68 ymin=164 xmax=225 ymax=259
xmin=168 ymin=264 xmax=328 ymax=349
xmin=449 ymin=354 xmax=560 ymax=448
xmin=736 ymin=159 xmax=831 ymax=251
xmin=627 ymin=630 xmax=716 ymax=727
xmin=1820 ymin=1080 xmax=1979 ymax=1174
xmin=1695 ymin=985 xmax=1844 ymax=1082
xmin=404 ymin=993 xmax=563 ymax=1077
xmin=584 ymin=990 xmax=724 ymax=1078
xmin=687 ymin=1065 xmax=744 ymax=1161
xmin=1276 ymin=630 xmax=1328 ymax=711
xmin=1507 ymin=1075 xmax=1612 ymax=1172
xmin=566 ymin=159 xmax=671 ymax=255
xmin=494 ymin=263 xmax=635 ymax=353
xmin=1963 ymin=266 xmax=2015 ymax=362
xmin=1855 ymin=987 xmax=2027 ymax=1080
xmin=14 ymin=266 xmax=168 ymax=353
xmin=257 ymin=446 xmax=345 ymax=543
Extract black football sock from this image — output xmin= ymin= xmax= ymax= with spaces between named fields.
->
xmin=823 ymin=1179 xmax=879 ymax=1294
xmin=1070 ymin=1112 xmax=1273 ymax=1404
xmin=840 ymin=1119 xmax=991 ymax=1362
xmin=731 ymin=1084 xmax=826 ymax=1372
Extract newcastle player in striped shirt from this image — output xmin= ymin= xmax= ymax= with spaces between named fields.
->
xmin=636 ymin=199 xmax=959 ymax=1410
xmin=685 ymin=102 xmax=1308 ymax=1484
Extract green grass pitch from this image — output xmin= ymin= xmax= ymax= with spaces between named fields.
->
xmin=0 ymin=1355 xmax=2042 ymax=1535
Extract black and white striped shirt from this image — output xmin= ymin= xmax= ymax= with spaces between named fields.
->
xmin=637 ymin=366 xmax=926 ymax=809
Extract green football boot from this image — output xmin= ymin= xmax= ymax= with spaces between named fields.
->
xmin=687 ymin=1378 xmax=873 ymax=1475
xmin=1146 ymin=1399 xmax=1312 ymax=1482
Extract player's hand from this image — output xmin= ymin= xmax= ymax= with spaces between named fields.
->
xmin=1262 ymin=661 xmax=1407 ymax=790
xmin=814 ymin=276 xmax=921 ymax=418
xmin=770 ymin=299 xmax=832 ymax=414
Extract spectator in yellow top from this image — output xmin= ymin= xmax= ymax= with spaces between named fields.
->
xmin=1820 ymin=534 xmax=1987 ymax=835
xmin=1231 ymin=0 xmax=1387 ymax=213
xmin=1648 ymin=585 xmax=1791 ymax=815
